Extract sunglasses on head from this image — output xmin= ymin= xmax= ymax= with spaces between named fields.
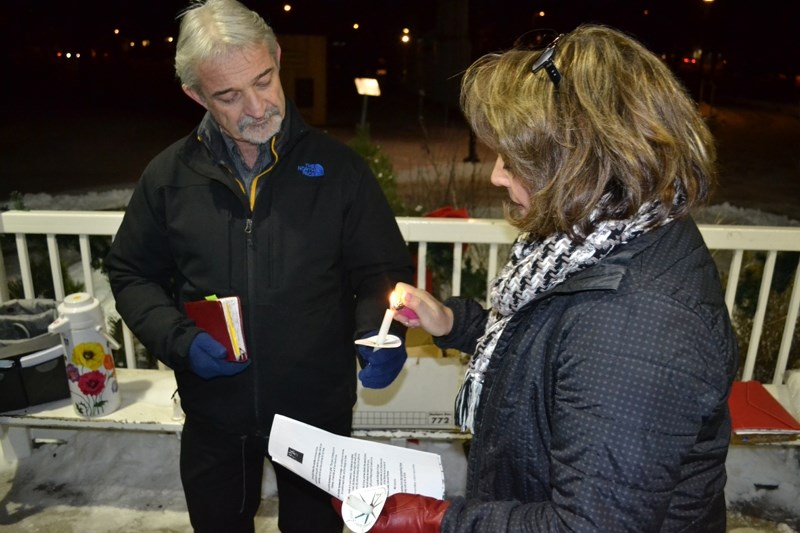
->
xmin=514 ymin=30 xmax=565 ymax=88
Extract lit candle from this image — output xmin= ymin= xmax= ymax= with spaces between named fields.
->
xmin=374 ymin=308 xmax=395 ymax=351
xmin=390 ymin=289 xmax=418 ymax=320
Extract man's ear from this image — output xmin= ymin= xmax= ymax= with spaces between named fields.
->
xmin=182 ymin=84 xmax=208 ymax=110
xmin=275 ymin=44 xmax=281 ymax=68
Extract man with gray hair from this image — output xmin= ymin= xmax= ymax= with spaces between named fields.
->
xmin=106 ymin=0 xmax=413 ymax=531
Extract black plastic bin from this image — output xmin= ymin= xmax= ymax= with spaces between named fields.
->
xmin=0 ymin=299 xmax=69 ymax=413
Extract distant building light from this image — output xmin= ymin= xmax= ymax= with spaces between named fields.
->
xmin=114 ymin=28 xmax=120 ymax=35
xmin=538 ymin=11 xmax=545 ymax=17
xmin=401 ymin=35 xmax=410 ymax=44
xmin=129 ymin=41 xmax=135 ymax=48
xmin=283 ymin=4 xmax=291 ymax=12
xmin=141 ymin=40 xmax=150 ymax=47
xmin=66 ymin=52 xmax=72 ymax=59
xmin=166 ymin=36 xmax=174 ymax=43
xmin=376 ymin=68 xmax=387 ymax=76
xmin=354 ymin=78 xmax=381 ymax=97
xmin=354 ymin=78 xmax=380 ymax=130
xmin=403 ymin=28 xmax=410 ymax=34
xmin=353 ymin=23 xmax=360 ymax=30
xmin=643 ymin=9 xmax=649 ymax=16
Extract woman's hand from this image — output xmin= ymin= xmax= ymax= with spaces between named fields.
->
xmin=392 ymin=282 xmax=454 ymax=337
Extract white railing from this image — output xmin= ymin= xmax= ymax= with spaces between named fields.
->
xmin=1 ymin=210 xmax=799 ymax=385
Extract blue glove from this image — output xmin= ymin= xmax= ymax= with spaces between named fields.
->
xmin=188 ymin=332 xmax=250 ymax=380
xmin=357 ymin=330 xmax=407 ymax=389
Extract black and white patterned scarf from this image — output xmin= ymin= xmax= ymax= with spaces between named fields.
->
xmin=454 ymin=198 xmax=671 ymax=432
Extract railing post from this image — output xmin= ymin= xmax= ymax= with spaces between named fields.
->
xmin=46 ymin=234 xmax=65 ymax=301
xmin=773 ymin=257 xmax=800 ymax=385
xmin=15 ymin=234 xmax=35 ymax=299
xmin=0 ymin=249 xmax=8 ymax=302
xmin=741 ymin=251 xmax=777 ymax=381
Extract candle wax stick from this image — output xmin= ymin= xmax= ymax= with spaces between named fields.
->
xmin=374 ymin=308 xmax=395 ymax=351
xmin=345 ymin=494 xmax=375 ymax=515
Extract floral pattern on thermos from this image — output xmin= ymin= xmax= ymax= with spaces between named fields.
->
xmin=66 ymin=341 xmax=119 ymax=417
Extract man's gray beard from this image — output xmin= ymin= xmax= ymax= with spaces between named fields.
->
xmin=239 ymin=111 xmax=282 ymax=145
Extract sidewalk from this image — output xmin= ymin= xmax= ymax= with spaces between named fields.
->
xmin=0 ymin=429 xmax=284 ymax=533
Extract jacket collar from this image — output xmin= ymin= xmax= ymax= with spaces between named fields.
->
xmin=187 ymin=97 xmax=308 ymax=168
xmin=546 ymin=217 xmax=694 ymax=297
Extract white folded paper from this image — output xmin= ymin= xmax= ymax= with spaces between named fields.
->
xmin=268 ymin=414 xmax=445 ymax=500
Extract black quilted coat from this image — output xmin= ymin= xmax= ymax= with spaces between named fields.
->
xmin=437 ymin=217 xmax=737 ymax=532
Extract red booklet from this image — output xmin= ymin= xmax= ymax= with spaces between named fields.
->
xmin=185 ymin=296 xmax=248 ymax=362
xmin=728 ymin=380 xmax=800 ymax=435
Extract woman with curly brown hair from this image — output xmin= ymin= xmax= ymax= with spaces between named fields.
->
xmin=335 ymin=24 xmax=738 ymax=532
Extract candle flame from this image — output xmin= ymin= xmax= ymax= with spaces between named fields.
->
xmin=389 ymin=291 xmax=401 ymax=309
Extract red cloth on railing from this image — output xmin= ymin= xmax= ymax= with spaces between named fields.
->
xmin=424 ymin=206 xmax=469 ymax=219
xmin=412 ymin=207 xmax=470 ymax=289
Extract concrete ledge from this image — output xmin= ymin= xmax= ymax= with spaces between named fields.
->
xmin=1 ymin=368 xmax=182 ymax=461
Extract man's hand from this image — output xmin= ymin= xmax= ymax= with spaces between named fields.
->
xmin=332 ymin=493 xmax=450 ymax=533
xmin=356 ymin=330 xmax=407 ymax=388
xmin=188 ymin=332 xmax=250 ymax=379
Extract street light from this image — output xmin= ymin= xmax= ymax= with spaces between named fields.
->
xmin=354 ymin=77 xmax=381 ymax=133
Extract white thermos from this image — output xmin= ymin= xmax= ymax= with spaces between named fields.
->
xmin=48 ymin=292 xmax=121 ymax=417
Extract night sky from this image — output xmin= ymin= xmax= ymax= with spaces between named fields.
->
xmin=5 ymin=1 xmax=799 ymax=79
xmin=1 ymin=0 xmax=798 ymax=124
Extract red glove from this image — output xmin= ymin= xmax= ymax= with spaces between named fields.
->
xmin=333 ymin=493 xmax=450 ymax=533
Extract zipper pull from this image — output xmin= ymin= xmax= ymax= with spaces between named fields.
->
xmin=245 ymin=218 xmax=253 ymax=235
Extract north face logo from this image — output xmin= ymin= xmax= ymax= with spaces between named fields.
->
xmin=298 ymin=163 xmax=324 ymax=177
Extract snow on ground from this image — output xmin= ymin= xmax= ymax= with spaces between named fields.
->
xmin=693 ymin=202 xmax=800 ymax=227
xmin=5 ymin=189 xmax=800 ymax=226
xmin=2 ymin=189 xmax=135 ymax=213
